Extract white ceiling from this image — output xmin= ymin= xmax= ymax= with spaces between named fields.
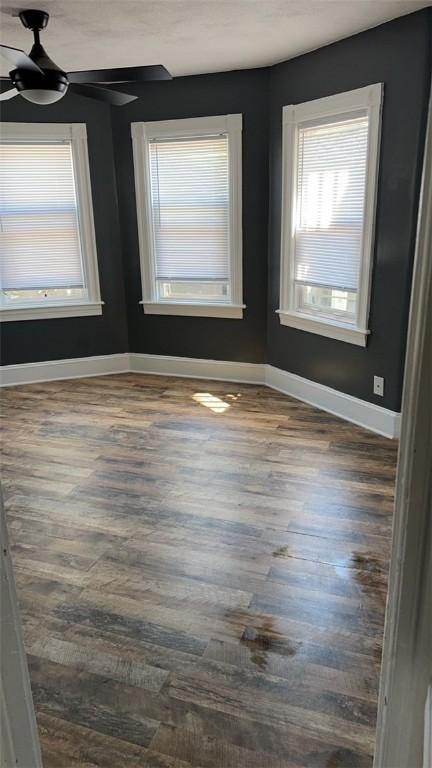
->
xmin=0 ymin=0 xmax=429 ymax=78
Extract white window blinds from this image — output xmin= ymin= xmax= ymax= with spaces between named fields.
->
xmin=148 ymin=134 xmax=229 ymax=284
xmin=294 ymin=114 xmax=369 ymax=292
xmin=0 ymin=141 xmax=84 ymax=291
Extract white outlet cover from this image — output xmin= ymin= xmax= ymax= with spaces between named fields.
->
xmin=374 ymin=376 xmax=385 ymax=396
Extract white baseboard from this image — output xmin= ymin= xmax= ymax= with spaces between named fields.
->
xmin=265 ymin=365 xmax=400 ymax=439
xmin=129 ymin=352 xmax=265 ymax=385
xmin=0 ymin=352 xmax=400 ymax=438
xmin=0 ymin=353 xmax=129 ymax=387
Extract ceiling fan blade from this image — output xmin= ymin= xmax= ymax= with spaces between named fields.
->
xmin=0 ymin=45 xmax=44 ymax=75
xmin=68 ymin=65 xmax=172 ymax=85
xmin=68 ymin=82 xmax=137 ymax=106
xmin=0 ymin=87 xmax=19 ymax=101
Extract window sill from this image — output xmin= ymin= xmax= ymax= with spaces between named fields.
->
xmin=0 ymin=301 xmax=104 ymax=322
xmin=141 ymin=302 xmax=245 ymax=319
xmin=276 ymin=309 xmax=369 ymax=347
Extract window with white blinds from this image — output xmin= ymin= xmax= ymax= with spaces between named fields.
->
xmin=279 ymin=85 xmax=382 ymax=346
xmin=0 ymin=141 xmax=84 ymax=292
xmin=149 ymin=134 xmax=229 ymax=301
xmin=132 ymin=115 xmax=243 ymax=319
xmin=295 ymin=115 xmax=368 ymax=293
xmin=0 ymin=123 xmax=101 ymax=322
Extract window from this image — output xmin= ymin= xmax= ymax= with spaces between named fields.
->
xmin=278 ymin=84 xmax=383 ymax=346
xmin=132 ymin=114 xmax=244 ymax=318
xmin=0 ymin=123 xmax=102 ymax=322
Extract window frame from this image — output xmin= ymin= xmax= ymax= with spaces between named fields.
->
xmin=131 ymin=114 xmax=244 ymax=319
xmin=0 ymin=122 xmax=102 ymax=323
xmin=278 ymin=84 xmax=383 ymax=347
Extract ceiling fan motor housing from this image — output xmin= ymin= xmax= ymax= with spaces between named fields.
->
xmin=11 ymin=49 xmax=69 ymax=103
xmin=12 ymin=10 xmax=68 ymax=103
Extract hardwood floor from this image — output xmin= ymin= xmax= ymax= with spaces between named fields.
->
xmin=1 ymin=373 xmax=397 ymax=768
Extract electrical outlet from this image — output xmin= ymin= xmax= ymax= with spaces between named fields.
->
xmin=373 ymin=375 xmax=385 ymax=397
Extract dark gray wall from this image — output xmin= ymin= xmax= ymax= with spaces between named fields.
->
xmin=0 ymin=92 xmax=128 ymax=365
xmin=267 ymin=9 xmax=431 ymax=411
xmin=111 ymin=68 xmax=269 ymax=363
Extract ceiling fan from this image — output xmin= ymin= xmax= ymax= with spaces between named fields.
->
xmin=0 ymin=8 xmax=172 ymax=106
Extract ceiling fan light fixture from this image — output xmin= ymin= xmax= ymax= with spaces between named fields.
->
xmin=11 ymin=65 xmax=69 ymax=104
xmin=20 ymin=85 xmax=67 ymax=104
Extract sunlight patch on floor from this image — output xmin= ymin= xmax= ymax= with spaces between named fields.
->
xmin=192 ymin=392 xmax=230 ymax=413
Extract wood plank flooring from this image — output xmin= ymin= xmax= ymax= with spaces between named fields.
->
xmin=0 ymin=374 xmax=398 ymax=768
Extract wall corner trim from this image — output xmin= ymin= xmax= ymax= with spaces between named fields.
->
xmin=0 ymin=353 xmax=400 ymax=439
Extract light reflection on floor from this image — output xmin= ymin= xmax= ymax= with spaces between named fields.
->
xmin=192 ymin=392 xmax=231 ymax=413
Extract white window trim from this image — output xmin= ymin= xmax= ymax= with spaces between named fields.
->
xmin=131 ymin=114 xmax=244 ymax=319
xmin=0 ymin=122 xmax=102 ymax=323
xmin=277 ymin=84 xmax=383 ymax=347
